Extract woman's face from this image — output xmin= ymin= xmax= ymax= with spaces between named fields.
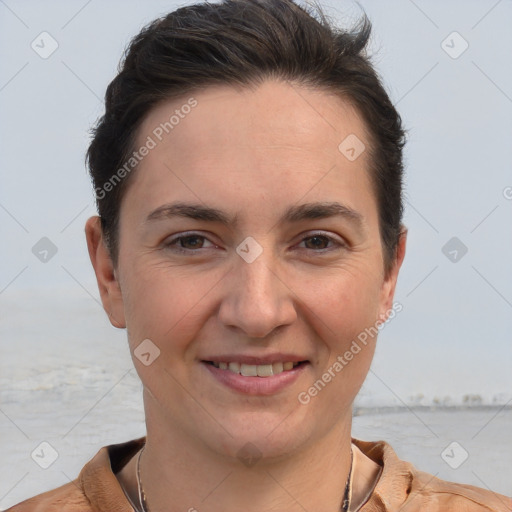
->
xmin=93 ymin=80 xmax=404 ymax=460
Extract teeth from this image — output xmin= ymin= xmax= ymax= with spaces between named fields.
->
xmin=228 ymin=362 xmax=240 ymax=373
xmin=211 ymin=361 xmax=300 ymax=377
xmin=272 ymin=362 xmax=284 ymax=374
xmin=257 ymin=364 xmax=273 ymax=377
xmin=241 ymin=364 xmax=258 ymax=377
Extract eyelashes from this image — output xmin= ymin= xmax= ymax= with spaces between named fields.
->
xmin=163 ymin=232 xmax=346 ymax=255
xmin=166 ymin=234 xmax=215 ymax=252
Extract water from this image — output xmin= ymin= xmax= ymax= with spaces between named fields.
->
xmin=2 ymin=398 xmax=510 ymax=509
xmin=1 ymin=289 xmax=511 ymax=508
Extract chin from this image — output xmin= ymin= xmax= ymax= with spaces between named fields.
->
xmin=205 ymin=408 xmax=315 ymax=463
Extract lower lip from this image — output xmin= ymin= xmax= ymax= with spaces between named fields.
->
xmin=202 ymin=362 xmax=308 ymax=396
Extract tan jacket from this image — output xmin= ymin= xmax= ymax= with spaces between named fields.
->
xmin=6 ymin=437 xmax=511 ymax=511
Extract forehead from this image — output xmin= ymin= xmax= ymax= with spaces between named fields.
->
xmin=125 ymin=80 xmax=375 ymax=225
xmin=137 ymin=80 xmax=369 ymax=163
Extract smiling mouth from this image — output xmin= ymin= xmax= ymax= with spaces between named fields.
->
xmin=204 ymin=361 xmax=308 ymax=377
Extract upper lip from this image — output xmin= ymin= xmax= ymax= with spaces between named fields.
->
xmin=202 ymin=354 xmax=309 ymax=365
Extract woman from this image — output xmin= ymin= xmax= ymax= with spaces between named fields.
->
xmin=8 ymin=0 xmax=511 ymax=510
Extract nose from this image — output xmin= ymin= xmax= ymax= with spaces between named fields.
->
xmin=218 ymin=247 xmax=297 ymax=339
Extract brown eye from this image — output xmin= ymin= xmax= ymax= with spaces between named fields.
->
xmin=296 ymin=232 xmax=347 ymax=254
xmin=178 ymin=235 xmax=206 ymax=249
xmin=303 ymin=235 xmax=331 ymax=250
xmin=165 ymin=233 xmax=216 ymax=253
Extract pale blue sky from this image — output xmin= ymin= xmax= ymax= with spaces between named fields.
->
xmin=1 ymin=0 xmax=511 ymax=403
xmin=1 ymin=1 xmax=512 ymax=507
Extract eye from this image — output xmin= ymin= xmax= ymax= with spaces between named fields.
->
xmin=164 ymin=233 xmax=216 ymax=253
xmin=297 ymin=233 xmax=345 ymax=252
xmin=163 ymin=231 xmax=345 ymax=255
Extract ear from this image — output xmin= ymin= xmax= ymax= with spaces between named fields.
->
xmin=85 ymin=216 xmax=126 ymax=329
xmin=377 ymin=226 xmax=407 ymax=322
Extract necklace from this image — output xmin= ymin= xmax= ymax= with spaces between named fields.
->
xmin=136 ymin=446 xmax=148 ymax=512
xmin=136 ymin=444 xmax=353 ymax=512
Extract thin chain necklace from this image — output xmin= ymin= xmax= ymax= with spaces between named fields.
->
xmin=135 ymin=444 xmax=353 ymax=512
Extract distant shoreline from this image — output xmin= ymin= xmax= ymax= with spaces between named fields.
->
xmin=353 ymin=404 xmax=512 ymax=416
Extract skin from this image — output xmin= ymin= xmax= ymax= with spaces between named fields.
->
xmin=86 ymin=79 xmax=407 ymax=512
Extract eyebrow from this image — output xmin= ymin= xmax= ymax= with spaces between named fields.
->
xmin=145 ymin=201 xmax=364 ymax=231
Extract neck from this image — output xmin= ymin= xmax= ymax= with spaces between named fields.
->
xmin=136 ymin=413 xmax=355 ymax=512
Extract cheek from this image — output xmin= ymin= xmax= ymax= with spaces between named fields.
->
xmin=121 ymin=263 xmax=225 ymax=355
xmin=294 ymin=270 xmax=381 ymax=416
xmin=296 ymin=268 xmax=382 ymax=402
xmin=300 ymin=266 xmax=382 ymax=341
xmin=120 ymin=269 xmax=212 ymax=396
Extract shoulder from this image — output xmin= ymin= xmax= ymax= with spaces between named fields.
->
xmin=352 ymin=437 xmax=512 ymax=511
xmin=410 ymin=468 xmax=512 ymax=511
xmin=4 ymin=481 xmax=92 ymax=512
xmin=4 ymin=437 xmax=144 ymax=511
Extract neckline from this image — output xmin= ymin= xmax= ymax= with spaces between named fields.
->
xmin=122 ymin=485 xmax=141 ymax=512
xmin=116 ymin=440 xmax=384 ymax=512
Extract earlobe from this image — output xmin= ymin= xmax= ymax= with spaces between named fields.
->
xmin=85 ymin=216 xmax=126 ymax=329
xmin=108 ymin=310 xmax=125 ymax=329
xmin=378 ymin=226 xmax=407 ymax=322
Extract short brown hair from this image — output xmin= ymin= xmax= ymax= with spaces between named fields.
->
xmin=86 ymin=0 xmax=406 ymax=276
